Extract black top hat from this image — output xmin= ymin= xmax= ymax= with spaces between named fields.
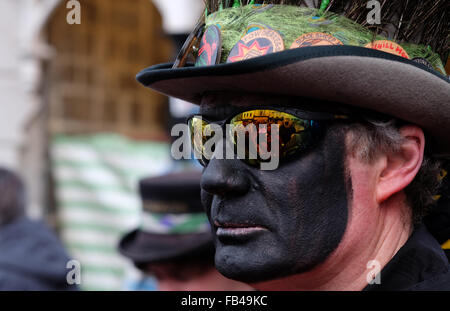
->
xmin=118 ymin=171 xmax=213 ymax=265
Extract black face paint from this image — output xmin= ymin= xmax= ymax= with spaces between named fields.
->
xmin=200 ymin=93 xmax=350 ymax=283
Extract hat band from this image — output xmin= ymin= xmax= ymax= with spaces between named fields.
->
xmin=140 ymin=212 xmax=210 ymax=235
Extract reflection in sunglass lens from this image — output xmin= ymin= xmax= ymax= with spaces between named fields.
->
xmin=188 ymin=110 xmax=323 ymax=167
xmin=189 ymin=117 xmax=206 ymax=155
xmin=229 ymin=110 xmax=320 ymax=165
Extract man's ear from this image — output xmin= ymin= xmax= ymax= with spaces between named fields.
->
xmin=376 ymin=125 xmax=425 ymax=204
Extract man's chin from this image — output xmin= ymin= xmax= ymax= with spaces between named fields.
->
xmin=214 ymin=244 xmax=294 ymax=283
xmin=215 ymin=261 xmax=280 ymax=284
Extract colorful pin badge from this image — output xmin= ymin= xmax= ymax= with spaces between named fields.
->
xmin=365 ymin=40 xmax=410 ymax=59
xmin=227 ymin=29 xmax=284 ymax=63
xmin=195 ymin=25 xmax=222 ymax=67
xmin=290 ymin=32 xmax=343 ymax=49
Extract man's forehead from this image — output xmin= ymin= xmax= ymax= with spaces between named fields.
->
xmin=200 ymin=92 xmax=298 ymax=117
xmin=199 ymin=91 xmax=358 ymax=118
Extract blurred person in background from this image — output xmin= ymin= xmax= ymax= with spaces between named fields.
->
xmin=119 ymin=171 xmax=251 ymax=291
xmin=0 ymin=168 xmax=78 ymax=291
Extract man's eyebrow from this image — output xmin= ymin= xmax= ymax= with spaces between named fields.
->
xmin=199 ymin=106 xmax=214 ymax=115
xmin=198 ymin=108 xmax=218 ymax=120
xmin=200 ymin=104 xmax=236 ymax=119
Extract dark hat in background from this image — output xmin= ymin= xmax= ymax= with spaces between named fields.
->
xmin=139 ymin=171 xmax=204 ymax=214
xmin=118 ymin=171 xmax=213 ymax=265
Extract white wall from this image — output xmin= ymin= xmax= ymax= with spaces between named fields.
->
xmin=0 ymin=0 xmax=28 ymax=169
xmin=0 ymin=0 xmax=58 ymax=167
xmin=152 ymin=0 xmax=204 ymax=34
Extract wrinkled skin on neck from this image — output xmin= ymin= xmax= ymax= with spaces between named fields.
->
xmin=200 ymin=92 xmax=351 ymax=283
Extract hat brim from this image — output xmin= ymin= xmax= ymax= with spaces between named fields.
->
xmin=118 ymin=229 xmax=213 ymax=264
xmin=137 ymin=45 xmax=450 ymax=157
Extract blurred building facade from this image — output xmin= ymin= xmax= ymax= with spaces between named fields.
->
xmin=0 ymin=0 xmax=203 ymax=290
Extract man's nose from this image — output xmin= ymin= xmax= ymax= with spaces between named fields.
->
xmin=201 ymin=157 xmax=251 ymax=197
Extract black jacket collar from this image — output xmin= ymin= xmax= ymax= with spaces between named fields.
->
xmin=364 ymin=224 xmax=450 ymax=291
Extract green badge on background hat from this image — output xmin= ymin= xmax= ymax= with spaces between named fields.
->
xmin=141 ymin=212 xmax=210 ymax=235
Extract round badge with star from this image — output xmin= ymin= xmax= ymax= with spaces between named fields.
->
xmin=290 ymin=32 xmax=343 ymax=49
xmin=195 ymin=25 xmax=222 ymax=67
xmin=227 ymin=29 xmax=284 ymax=63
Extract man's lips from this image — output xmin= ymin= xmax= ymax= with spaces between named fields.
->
xmin=214 ymin=220 xmax=268 ymax=240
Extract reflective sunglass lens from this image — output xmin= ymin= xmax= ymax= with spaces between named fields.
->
xmin=188 ymin=110 xmax=323 ymax=167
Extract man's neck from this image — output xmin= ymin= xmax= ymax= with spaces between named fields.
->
xmin=251 ymin=194 xmax=413 ymax=291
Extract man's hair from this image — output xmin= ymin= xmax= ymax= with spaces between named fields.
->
xmin=0 ymin=168 xmax=26 ymax=226
xmin=345 ymin=120 xmax=442 ymax=224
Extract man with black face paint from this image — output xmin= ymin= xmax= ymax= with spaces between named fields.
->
xmin=199 ymin=92 xmax=351 ymax=284
xmin=137 ymin=1 xmax=450 ymax=290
